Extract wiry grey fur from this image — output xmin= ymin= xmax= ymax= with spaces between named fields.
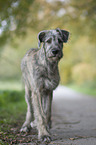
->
xmin=20 ymin=28 xmax=69 ymax=142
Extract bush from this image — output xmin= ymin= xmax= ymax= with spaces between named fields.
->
xmin=59 ymin=58 xmax=72 ymax=85
xmin=0 ymin=90 xmax=25 ymax=107
xmin=72 ymin=63 xmax=96 ymax=85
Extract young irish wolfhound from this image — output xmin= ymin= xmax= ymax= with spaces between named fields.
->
xmin=20 ymin=28 xmax=69 ymax=142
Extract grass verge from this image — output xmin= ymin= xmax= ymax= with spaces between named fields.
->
xmin=68 ymin=84 xmax=96 ymax=97
xmin=0 ymin=89 xmax=39 ymax=144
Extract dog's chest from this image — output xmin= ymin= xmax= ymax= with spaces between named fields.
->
xmin=45 ymin=64 xmax=60 ymax=88
xmin=47 ymin=65 xmax=59 ymax=79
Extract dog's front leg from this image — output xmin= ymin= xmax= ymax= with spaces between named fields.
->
xmin=32 ymin=90 xmax=51 ymax=142
xmin=42 ymin=91 xmax=53 ymax=129
xmin=47 ymin=92 xmax=53 ymax=129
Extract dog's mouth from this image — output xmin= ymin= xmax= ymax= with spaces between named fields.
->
xmin=47 ymin=49 xmax=63 ymax=61
xmin=48 ymin=54 xmax=62 ymax=60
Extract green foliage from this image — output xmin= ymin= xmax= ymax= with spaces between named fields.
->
xmin=0 ymin=0 xmax=96 ymax=92
xmin=0 ymin=90 xmax=24 ymax=107
xmin=0 ymin=0 xmax=34 ymax=46
xmin=59 ymin=61 xmax=72 ymax=84
xmin=70 ymin=0 xmax=96 ymax=41
xmin=0 ymin=31 xmax=37 ymax=80
xmin=0 ymin=89 xmax=27 ymax=144
xmin=72 ymin=63 xmax=96 ymax=85
xmin=68 ymin=83 xmax=96 ymax=96
xmin=0 ymin=0 xmax=96 ymax=47
xmin=0 ymin=139 xmax=6 ymax=145
xmin=70 ymin=37 xmax=96 ymax=86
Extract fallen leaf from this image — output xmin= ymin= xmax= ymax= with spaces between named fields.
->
xmin=70 ymin=138 xmax=75 ymax=140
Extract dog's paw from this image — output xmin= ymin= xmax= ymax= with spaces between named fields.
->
xmin=20 ymin=126 xmax=30 ymax=133
xmin=41 ymin=135 xmax=52 ymax=143
xmin=30 ymin=120 xmax=37 ymax=128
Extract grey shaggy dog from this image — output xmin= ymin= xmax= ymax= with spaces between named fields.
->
xmin=20 ymin=28 xmax=69 ymax=142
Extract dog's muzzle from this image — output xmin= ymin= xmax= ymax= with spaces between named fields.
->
xmin=51 ymin=48 xmax=63 ymax=59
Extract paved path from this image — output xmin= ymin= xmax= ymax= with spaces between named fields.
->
xmin=50 ymin=86 xmax=96 ymax=145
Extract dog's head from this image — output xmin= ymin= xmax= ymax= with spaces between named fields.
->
xmin=38 ymin=28 xmax=69 ymax=62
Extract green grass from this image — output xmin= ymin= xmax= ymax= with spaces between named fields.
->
xmin=0 ymin=80 xmax=42 ymax=144
xmin=0 ymin=89 xmax=27 ymax=144
xmin=0 ymin=89 xmax=26 ymax=126
xmin=0 ymin=81 xmax=26 ymax=144
xmin=68 ymin=84 xmax=96 ymax=96
xmin=0 ymin=100 xmax=26 ymax=125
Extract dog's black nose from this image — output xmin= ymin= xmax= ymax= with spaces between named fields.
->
xmin=52 ymin=49 xmax=59 ymax=55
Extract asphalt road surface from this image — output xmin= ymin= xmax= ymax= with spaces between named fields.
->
xmin=50 ymin=86 xmax=96 ymax=145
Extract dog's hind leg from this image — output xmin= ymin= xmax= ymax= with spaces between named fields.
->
xmin=20 ymin=85 xmax=34 ymax=132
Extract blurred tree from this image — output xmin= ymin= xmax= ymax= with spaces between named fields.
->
xmin=0 ymin=0 xmax=34 ymax=46
xmin=0 ymin=0 xmax=96 ymax=86
xmin=70 ymin=0 xmax=96 ymax=42
xmin=0 ymin=0 xmax=96 ymax=47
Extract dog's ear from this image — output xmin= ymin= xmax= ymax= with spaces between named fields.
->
xmin=61 ymin=30 xmax=69 ymax=43
xmin=38 ymin=30 xmax=47 ymax=48
xmin=56 ymin=28 xmax=69 ymax=43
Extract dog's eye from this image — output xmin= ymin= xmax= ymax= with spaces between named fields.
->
xmin=46 ymin=38 xmax=52 ymax=44
xmin=58 ymin=38 xmax=62 ymax=44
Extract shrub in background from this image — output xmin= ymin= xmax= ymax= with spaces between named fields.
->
xmin=72 ymin=63 xmax=96 ymax=87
